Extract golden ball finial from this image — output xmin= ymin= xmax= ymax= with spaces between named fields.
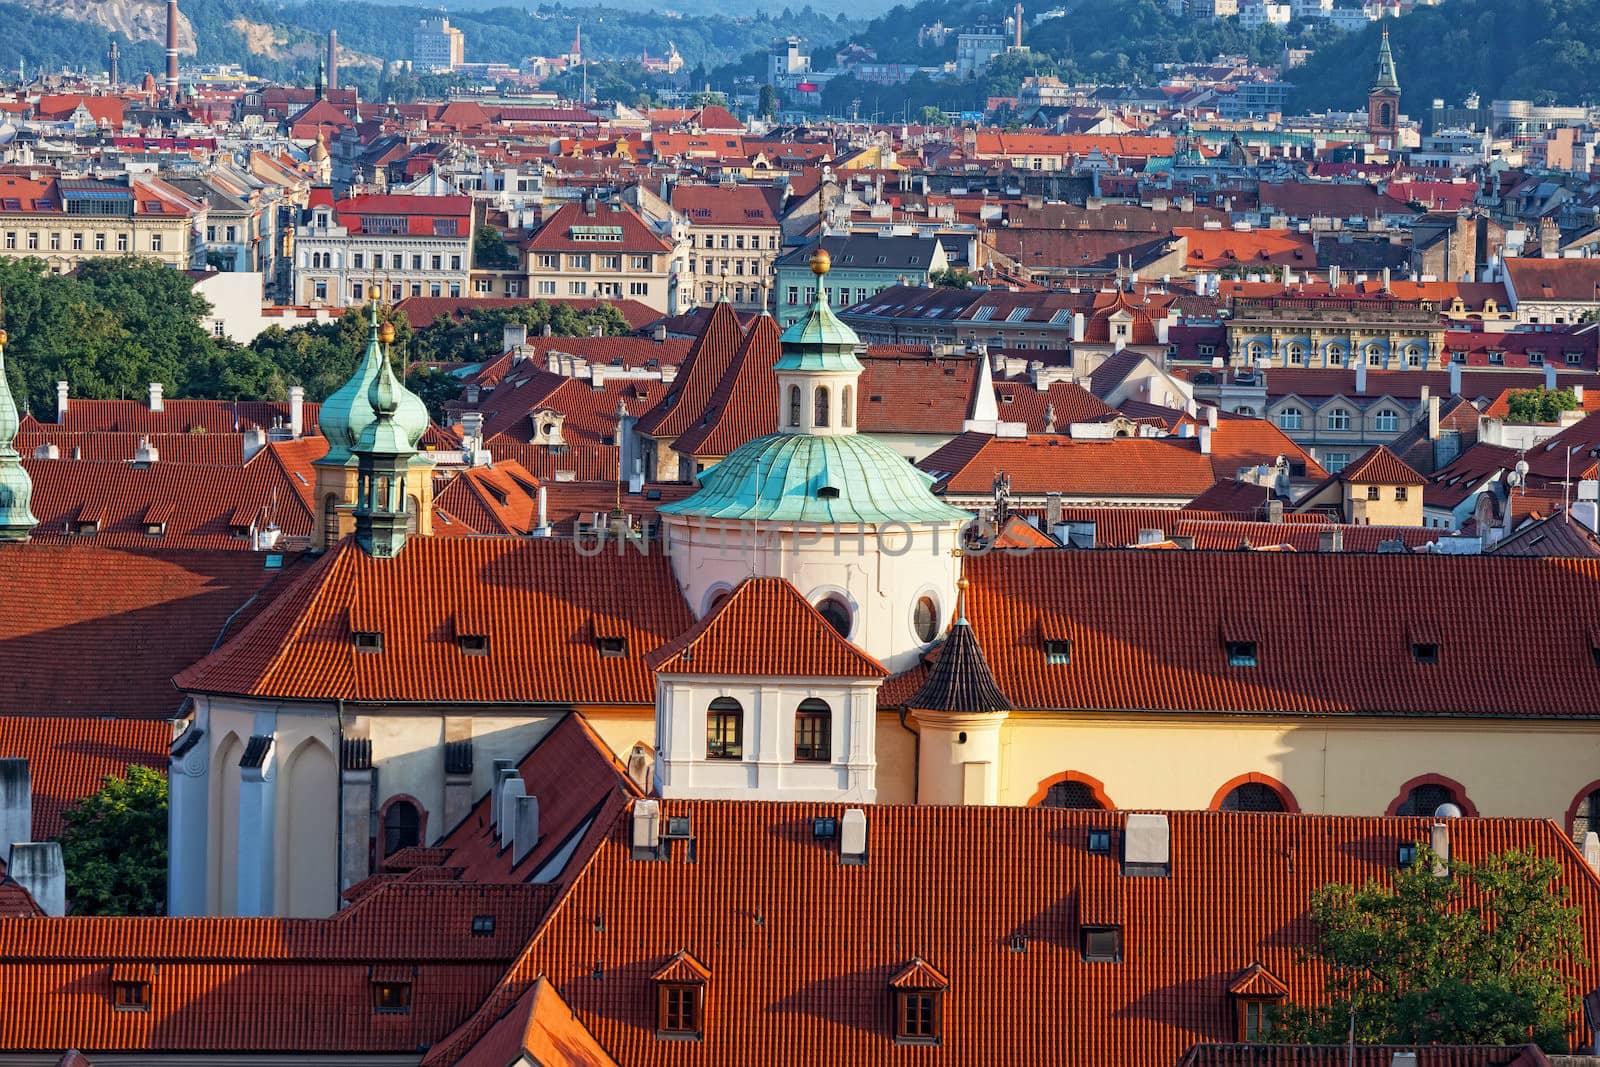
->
xmin=378 ymin=322 xmax=396 ymax=345
xmin=809 ymin=247 xmax=831 ymax=276
xmin=958 ymin=577 xmax=970 ymax=592
xmin=0 ymin=328 xmax=10 ymax=348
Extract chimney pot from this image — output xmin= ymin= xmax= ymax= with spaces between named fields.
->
xmin=288 ymin=385 xmax=305 ymax=439
xmin=498 ymin=777 xmax=526 ymax=850
xmin=488 ymin=758 xmax=514 ymax=826
xmin=511 ymin=794 xmax=539 ymax=865
xmin=148 ymin=382 xmax=164 ymax=412
xmin=55 ymin=381 xmax=68 ymax=420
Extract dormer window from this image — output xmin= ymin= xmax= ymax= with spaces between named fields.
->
xmin=1412 ymin=642 xmax=1439 ymax=665
xmin=653 ymin=951 xmax=710 ymax=1041
xmin=889 ymin=959 xmax=948 ymax=1046
xmin=1226 ymin=641 xmax=1257 ymax=667
xmin=353 ymin=631 xmax=383 ymax=653
xmin=1043 ymin=639 xmax=1072 ymax=665
xmin=596 ymin=635 xmax=627 ymax=657
xmin=458 ymin=634 xmax=489 ymax=656
xmin=1229 ymin=963 xmax=1288 ymax=1041
xmin=1087 ymin=828 xmax=1111 ymax=853
xmin=110 ymin=964 xmax=152 ymax=1012
xmin=372 ymin=980 xmax=411 ymax=1014
xmin=1081 ymin=924 xmax=1123 ymax=962
xmin=471 ymin=914 xmax=496 ymax=936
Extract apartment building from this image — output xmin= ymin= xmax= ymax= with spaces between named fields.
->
xmin=523 ymin=200 xmax=674 ymax=315
xmin=293 ymin=192 xmax=473 ymax=307
xmin=0 ymin=173 xmax=203 ymax=272
xmin=414 ymin=17 xmax=465 ymax=73
xmin=671 ymin=183 xmax=784 ymax=315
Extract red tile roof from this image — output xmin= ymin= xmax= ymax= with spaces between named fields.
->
xmin=1341 ymin=445 xmax=1426 ymax=485
xmin=647 ymin=577 xmax=887 ymax=678
xmin=427 ymin=804 xmax=1600 ymax=1067
xmin=634 ymin=302 xmax=746 ymax=439
xmin=855 ymin=350 xmax=983 ymax=435
xmin=431 ymin=462 xmax=542 ymax=537
xmin=1173 ymin=519 xmax=1443 ymax=553
xmin=525 ymin=201 xmax=671 ymax=255
xmin=47 ymin=399 xmax=320 ymax=436
xmin=396 ymin=296 xmax=661 ymax=333
xmin=1179 ymin=1046 xmax=1549 ymax=1067
xmin=0 ymin=544 xmax=301 ymax=718
xmin=176 ymin=538 xmax=693 ymax=705
xmin=0 ymin=718 xmax=168 ymax=838
xmin=671 ymin=183 xmax=782 ymax=228
xmin=895 ymin=551 xmax=1600 ymax=717
xmin=455 ymin=977 xmax=620 ymax=1067
xmin=920 ymin=433 xmax=1218 ymax=500
xmin=669 ymin=315 xmax=781 ymax=459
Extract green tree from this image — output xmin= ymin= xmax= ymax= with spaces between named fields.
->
xmin=472 ymin=224 xmax=521 ymax=271
xmin=1274 ymin=846 xmax=1585 ymax=1050
xmin=406 ymin=367 xmax=464 ymax=422
xmin=759 ymin=83 xmax=781 ymax=120
xmin=57 ymin=766 xmax=167 ymax=916
xmin=1506 ymin=387 xmax=1578 ymax=424
xmin=930 ymin=267 xmax=974 ymax=288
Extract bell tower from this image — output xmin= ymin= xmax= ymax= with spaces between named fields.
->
xmin=1367 ymin=27 xmax=1401 ymax=148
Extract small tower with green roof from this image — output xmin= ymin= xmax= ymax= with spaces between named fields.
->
xmin=776 ymin=248 xmax=864 ymax=437
xmin=0 ymin=324 xmax=37 ymax=542
xmin=1367 ymin=27 xmax=1401 ymax=147
xmin=352 ymin=319 xmax=427 ymax=558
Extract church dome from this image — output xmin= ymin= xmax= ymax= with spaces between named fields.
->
xmin=318 ymin=318 xmax=429 ymax=465
xmin=658 ymin=432 xmax=971 ymax=526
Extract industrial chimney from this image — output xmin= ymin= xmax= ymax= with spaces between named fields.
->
xmin=326 ymin=29 xmax=338 ymax=93
xmin=165 ymin=0 xmax=179 ymax=104
xmin=107 ymin=38 xmax=119 ymax=88
xmin=1014 ymin=2 xmax=1024 ymax=48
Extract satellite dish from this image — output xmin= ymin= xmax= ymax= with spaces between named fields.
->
xmin=1515 ymin=460 xmax=1530 ymax=477
xmin=1434 ymin=802 xmax=1463 ymax=819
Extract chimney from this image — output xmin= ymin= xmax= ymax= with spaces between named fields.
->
xmin=1576 ymin=385 xmax=1586 ymax=405
xmin=1545 ymin=362 xmax=1558 ymax=391
xmin=1428 ymin=396 xmax=1440 ymax=441
xmin=1267 ymin=498 xmax=1284 ymax=523
xmin=653 ymin=323 xmax=668 ymax=342
xmin=1071 ymin=312 xmax=1085 ymax=343
xmin=1448 ymin=361 xmax=1461 ymax=396
xmin=1198 ymin=424 xmax=1212 ymax=455
xmin=148 ymin=382 xmax=164 ymax=412
xmin=242 ymin=426 xmax=267 ymax=463
xmin=132 ymin=436 xmax=158 ymax=468
xmin=1317 ymin=527 xmax=1345 ymax=552
xmin=628 ymin=459 xmax=643 ymax=495
xmin=289 ymin=385 xmax=305 ymax=439
xmin=632 ymin=799 xmax=661 ymax=856
xmin=1354 ymin=360 xmax=1368 ymax=395
xmin=1156 ymin=316 xmax=1170 ymax=345
xmin=503 ymin=322 xmax=528 ymax=352
xmin=534 ymin=484 xmax=550 ymax=536
xmin=165 ymin=0 xmax=179 ymax=104
xmin=0 ymin=758 xmax=30 ymax=869
xmin=590 ymin=365 xmax=606 ymax=390
xmin=1045 ymin=491 xmax=1062 ymax=528
xmin=31 ymin=443 xmax=58 ymax=460
xmin=511 ymin=794 xmax=539 ymax=865
xmin=1540 ymin=217 xmax=1560 ymax=258
xmin=541 ymin=323 xmax=554 ymax=338
xmin=9 ymin=842 xmax=64 ymax=916
xmin=1431 ymin=819 xmax=1452 ymax=876
xmin=840 ymin=808 xmax=868 ymax=864
xmin=55 ymin=381 xmax=68 ymax=421
xmin=1381 ymin=267 xmax=1391 ymax=293
xmin=326 ymin=29 xmax=338 ymax=93
xmin=1122 ymin=813 xmax=1170 ymax=875
xmin=498 ymin=776 xmax=526 ymax=850
xmin=1204 ymin=406 xmax=1218 ymax=429
xmin=488 ymin=758 xmax=514 ymax=827
xmin=589 ymin=324 xmax=605 ymax=339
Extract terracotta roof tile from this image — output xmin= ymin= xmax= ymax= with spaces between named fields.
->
xmin=647 ymin=577 xmax=887 ymax=679
xmin=0 ymin=718 xmax=168 ymax=838
xmin=669 ymin=315 xmax=780 ymax=459
xmin=920 ymin=433 xmax=1218 ymax=500
xmin=1341 ymin=445 xmax=1426 ymax=485
xmin=634 ymin=302 xmax=746 ymax=439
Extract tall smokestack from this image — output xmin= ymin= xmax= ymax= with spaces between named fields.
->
xmin=1014 ymin=2 xmax=1023 ymax=48
xmin=165 ymin=0 xmax=179 ymax=104
xmin=326 ymin=29 xmax=338 ymax=93
xmin=108 ymin=38 xmax=119 ymax=88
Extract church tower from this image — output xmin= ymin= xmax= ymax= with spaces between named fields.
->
xmin=352 ymin=319 xmax=425 ymax=558
xmin=0 ymin=326 xmax=38 ymax=542
xmin=1367 ymin=27 xmax=1401 ymax=148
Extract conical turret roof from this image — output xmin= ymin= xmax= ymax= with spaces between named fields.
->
xmin=1371 ymin=28 xmax=1400 ymax=93
xmin=907 ymin=605 xmax=1011 ymax=715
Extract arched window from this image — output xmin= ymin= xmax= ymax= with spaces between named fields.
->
xmin=1404 ymin=345 xmax=1423 ymax=368
xmin=405 ymin=495 xmax=420 ymax=536
xmin=787 ymin=385 xmax=801 ymax=428
xmin=382 ymin=800 xmax=421 ymax=857
xmin=815 ymin=595 xmax=851 ymax=638
xmin=322 ymin=493 xmax=339 ymax=544
xmin=1374 ymin=408 xmax=1400 ymax=432
xmin=813 ymin=385 xmax=830 ymax=429
xmin=1042 ymin=780 xmax=1106 ymax=809
xmin=1327 ymin=344 xmax=1346 ymax=367
xmin=1570 ymin=785 xmax=1600 ymax=844
xmin=1246 ymin=341 xmax=1265 ymax=361
xmin=1365 ymin=344 xmax=1385 ymax=367
xmin=912 ymin=595 xmax=939 ymax=644
xmin=1379 ymin=102 xmax=1392 ymax=127
xmin=706 ymin=697 xmax=743 ymax=760
xmin=1286 ymin=342 xmax=1305 ymax=366
xmin=795 ymin=698 xmax=831 ymax=762
xmin=1395 ymin=781 xmax=1458 ymax=817
xmin=841 ymin=385 xmax=854 ymax=427
xmin=1218 ymin=782 xmax=1286 ymax=812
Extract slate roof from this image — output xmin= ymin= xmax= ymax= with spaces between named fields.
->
xmin=906 ymin=617 xmax=1010 ymax=713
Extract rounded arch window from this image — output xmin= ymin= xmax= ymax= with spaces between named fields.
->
xmin=706 ymin=697 xmax=744 ymax=760
xmin=787 ymin=385 xmax=801 ymax=428
xmin=1041 ymin=779 xmax=1105 ymax=810
xmin=1286 ymin=342 xmax=1305 ymax=365
xmin=912 ymin=595 xmax=939 ymax=644
xmin=1326 ymin=344 xmax=1346 ymax=366
xmin=1365 ymin=343 xmax=1385 ymax=366
xmin=813 ymin=385 xmax=830 ymax=429
xmin=1218 ymin=782 xmax=1286 ymax=812
xmin=815 ymin=595 xmax=851 ymax=638
xmin=1395 ymin=781 xmax=1457 ymax=817
xmin=704 ymin=585 xmax=733 ymax=617
xmin=1572 ymin=786 xmax=1600 ymax=844
xmin=841 ymin=385 xmax=854 ymax=427
xmin=382 ymin=800 xmax=421 ymax=857
xmin=795 ymin=698 xmax=831 ymax=763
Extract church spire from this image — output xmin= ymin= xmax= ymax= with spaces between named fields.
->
xmin=0 ymin=321 xmax=37 ymax=542
xmin=352 ymin=318 xmax=420 ymax=558
xmin=1371 ymin=26 xmax=1399 ymax=94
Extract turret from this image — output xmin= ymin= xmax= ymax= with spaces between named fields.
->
xmin=0 ymin=327 xmax=38 ymax=542
xmin=907 ymin=581 xmax=1012 ymax=804
xmin=352 ymin=320 xmax=427 ymax=558
xmin=775 ymin=248 xmax=863 ymax=436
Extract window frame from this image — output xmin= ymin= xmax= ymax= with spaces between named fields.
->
xmin=706 ymin=698 xmax=744 ymax=761
xmin=657 ymin=983 xmax=704 ymax=1039
xmin=1081 ymin=924 xmax=1123 ymax=963
xmin=893 ymin=990 xmax=943 ymax=1045
xmin=794 ymin=699 xmax=832 ymax=763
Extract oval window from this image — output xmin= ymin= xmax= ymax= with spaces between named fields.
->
xmin=815 ymin=595 xmax=851 ymax=638
xmin=912 ymin=596 xmax=939 ymax=643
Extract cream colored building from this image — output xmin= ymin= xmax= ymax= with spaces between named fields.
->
xmin=524 ymin=200 xmax=674 ymax=314
xmin=0 ymin=173 xmax=204 ymax=272
xmin=671 ymin=183 xmax=784 ymax=315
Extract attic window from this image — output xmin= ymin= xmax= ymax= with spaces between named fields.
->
xmin=1081 ymin=924 xmax=1123 ymax=963
xmin=458 ymin=634 xmax=490 ymax=656
xmin=1043 ymin=639 xmax=1072 ymax=665
xmin=373 ymin=981 xmax=412 ymax=1014
xmin=812 ymin=816 xmax=838 ymax=840
xmin=889 ymin=960 xmax=948 ymax=1046
xmin=1397 ymin=842 xmax=1418 ymax=867
xmin=144 ymin=522 xmax=166 ymax=537
xmin=73 ymin=519 xmax=99 ymax=535
xmin=596 ymin=636 xmax=628 ymax=657
xmin=1411 ymin=642 xmax=1439 ymax=665
xmin=1226 ymin=641 xmax=1257 ymax=667
xmin=110 ymin=965 xmax=153 ymax=1012
xmin=817 ymin=485 xmax=841 ymax=500
xmin=1087 ymin=828 xmax=1111 ymax=853
xmin=353 ymin=631 xmax=384 ymax=653
xmin=471 ymin=914 xmax=496 ymax=936
xmin=1000 ymin=393 xmax=1014 ymax=404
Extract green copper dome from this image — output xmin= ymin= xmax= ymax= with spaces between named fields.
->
xmin=355 ymin=338 xmax=415 ymax=458
xmin=0 ymin=338 xmax=37 ymax=541
xmin=658 ymin=432 xmax=971 ymax=525
xmin=318 ymin=316 xmax=430 ymax=466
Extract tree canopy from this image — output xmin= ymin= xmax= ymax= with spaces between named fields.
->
xmin=1274 ymin=846 xmax=1585 ymax=1050
xmin=57 ymin=766 xmax=168 ymax=916
xmin=1506 ymin=387 xmax=1579 ymax=424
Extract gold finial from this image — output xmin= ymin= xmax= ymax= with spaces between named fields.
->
xmin=378 ymin=321 xmax=396 ymax=345
xmin=809 ymin=247 xmax=831 ymax=276
xmin=0 ymin=328 xmax=9 ymax=348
